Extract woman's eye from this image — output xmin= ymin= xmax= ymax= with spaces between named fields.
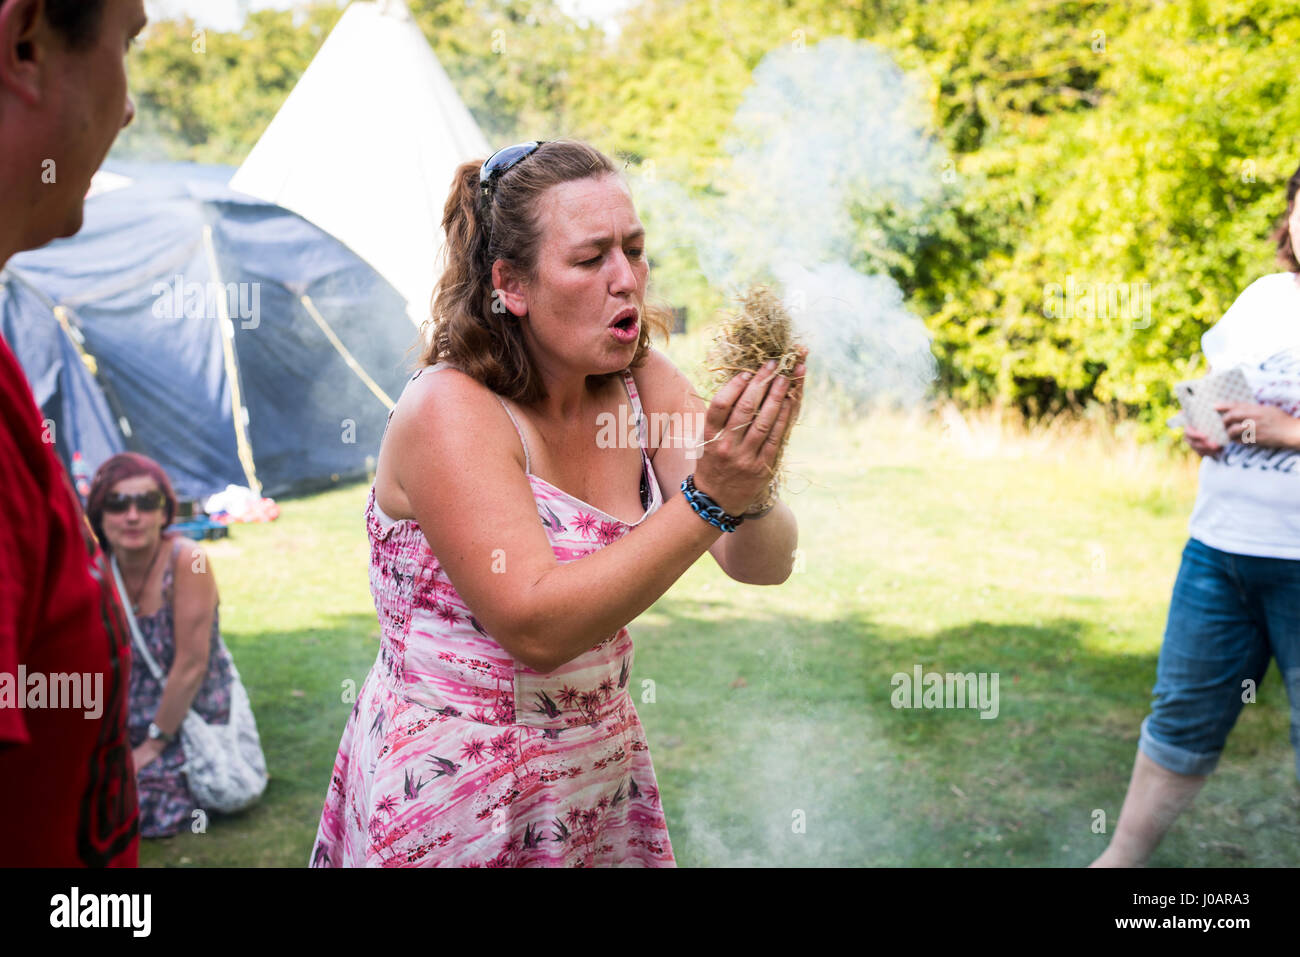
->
xmin=580 ymin=248 xmax=643 ymax=266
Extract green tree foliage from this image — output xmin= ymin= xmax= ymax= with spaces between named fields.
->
xmin=906 ymin=0 xmax=1300 ymax=427
xmin=114 ymin=1 xmax=596 ymax=162
xmin=115 ymin=6 xmax=346 ymax=163
xmin=114 ymin=0 xmax=1300 ymax=431
xmin=405 ymin=0 xmax=603 ymax=144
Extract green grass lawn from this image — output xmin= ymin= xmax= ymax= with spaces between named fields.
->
xmin=138 ymin=384 xmax=1300 ymax=867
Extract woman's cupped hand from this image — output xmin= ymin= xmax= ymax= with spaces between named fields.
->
xmin=690 ymin=346 xmax=807 ymax=516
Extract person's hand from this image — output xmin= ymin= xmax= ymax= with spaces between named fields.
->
xmin=132 ymin=740 xmax=165 ymax=775
xmin=1216 ymin=402 xmax=1300 ymax=451
xmin=692 ymin=347 xmax=807 ymax=516
xmin=1183 ymin=426 xmax=1222 ymax=459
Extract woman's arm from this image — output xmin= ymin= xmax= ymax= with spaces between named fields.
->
xmin=146 ymin=539 xmax=215 ymax=743
xmin=633 ymin=347 xmax=802 ymax=585
xmin=715 ymin=502 xmax=798 ymax=584
xmin=389 ymin=364 xmax=794 ymax=675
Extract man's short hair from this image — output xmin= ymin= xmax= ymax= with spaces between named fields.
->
xmin=47 ymin=0 xmax=108 ymax=48
xmin=0 ymin=0 xmax=108 ymax=50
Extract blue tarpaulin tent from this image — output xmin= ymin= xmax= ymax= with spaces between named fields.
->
xmin=0 ymin=175 xmax=419 ymax=501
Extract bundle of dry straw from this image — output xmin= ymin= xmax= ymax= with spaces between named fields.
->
xmin=701 ymin=285 xmax=804 ymax=511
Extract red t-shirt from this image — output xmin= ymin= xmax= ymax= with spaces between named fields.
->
xmin=0 ymin=335 xmax=138 ymax=866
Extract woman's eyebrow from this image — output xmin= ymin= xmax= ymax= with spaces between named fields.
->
xmin=572 ymin=227 xmax=646 ymax=249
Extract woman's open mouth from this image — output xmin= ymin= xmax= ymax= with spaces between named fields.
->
xmin=609 ymin=308 xmax=639 ymax=343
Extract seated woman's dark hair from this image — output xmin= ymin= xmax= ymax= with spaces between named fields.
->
xmin=1271 ymin=160 xmax=1300 ymax=273
xmin=421 ymin=139 xmax=673 ymax=403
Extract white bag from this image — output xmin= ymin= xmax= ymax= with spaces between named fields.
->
xmin=111 ymin=555 xmax=268 ymax=814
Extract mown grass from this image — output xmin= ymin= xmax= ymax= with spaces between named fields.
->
xmin=139 ymin=357 xmax=1300 ymax=867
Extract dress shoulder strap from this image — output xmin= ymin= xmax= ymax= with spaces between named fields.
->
xmin=494 ymin=395 xmax=532 ymax=474
xmin=620 ymin=368 xmax=647 ymax=448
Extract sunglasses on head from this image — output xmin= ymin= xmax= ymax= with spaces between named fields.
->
xmin=103 ymin=491 xmax=165 ymax=514
xmin=479 ymin=141 xmax=546 ymax=208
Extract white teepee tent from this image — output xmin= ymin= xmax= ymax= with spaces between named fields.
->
xmin=230 ymin=0 xmax=491 ymax=327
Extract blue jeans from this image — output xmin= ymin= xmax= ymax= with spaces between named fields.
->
xmin=1140 ymin=537 xmax=1300 ymax=780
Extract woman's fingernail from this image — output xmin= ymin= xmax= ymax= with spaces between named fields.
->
xmin=742 ymin=372 xmax=753 ymax=381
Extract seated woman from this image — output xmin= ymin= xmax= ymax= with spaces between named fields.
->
xmin=87 ymin=452 xmax=254 ymax=837
xmin=310 ymin=139 xmax=807 ymax=867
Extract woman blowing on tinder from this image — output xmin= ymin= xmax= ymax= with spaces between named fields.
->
xmin=310 ymin=140 xmax=807 ymax=867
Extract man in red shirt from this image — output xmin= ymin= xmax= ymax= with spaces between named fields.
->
xmin=0 ymin=0 xmax=148 ymax=866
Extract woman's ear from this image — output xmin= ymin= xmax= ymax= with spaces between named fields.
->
xmin=490 ymin=260 xmax=530 ymax=319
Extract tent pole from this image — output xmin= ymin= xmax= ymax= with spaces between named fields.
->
xmin=298 ymin=293 xmax=396 ymax=410
xmin=5 ymin=269 xmax=104 ymax=379
xmin=48 ymin=301 xmax=136 ymax=445
xmin=202 ymin=224 xmax=263 ymax=497
xmin=2 ymin=271 xmax=133 ymax=452
xmin=51 ymin=306 xmax=100 ymax=376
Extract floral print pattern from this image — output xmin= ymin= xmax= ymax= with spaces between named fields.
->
xmin=310 ymin=367 xmax=674 ymax=867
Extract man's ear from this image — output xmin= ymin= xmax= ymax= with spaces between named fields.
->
xmin=490 ymin=260 xmax=530 ymax=319
xmin=0 ymin=0 xmax=46 ymax=108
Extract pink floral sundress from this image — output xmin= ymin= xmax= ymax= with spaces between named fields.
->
xmin=309 ymin=362 xmax=675 ymax=867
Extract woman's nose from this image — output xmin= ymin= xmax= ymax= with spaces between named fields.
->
xmin=608 ymin=250 xmax=637 ymax=293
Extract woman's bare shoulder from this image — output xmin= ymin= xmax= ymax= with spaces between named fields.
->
xmin=388 ymin=364 xmax=524 ymax=469
xmin=166 ymin=534 xmax=202 ymax=565
xmin=167 ymin=535 xmax=217 ymax=603
xmin=393 ymin=364 xmax=491 ymax=427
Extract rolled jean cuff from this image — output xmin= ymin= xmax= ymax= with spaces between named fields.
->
xmin=1138 ymin=715 xmax=1221 ymax=777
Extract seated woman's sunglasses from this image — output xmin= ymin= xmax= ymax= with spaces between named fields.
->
xmin=103 ymin=491 xmax=166 ymax=514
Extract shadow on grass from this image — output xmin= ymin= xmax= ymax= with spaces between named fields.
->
xmin=629 ymin=600 xmax=1299 ymax=867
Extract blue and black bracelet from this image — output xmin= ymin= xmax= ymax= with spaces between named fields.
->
xmin=681 ymin=474 xmax=745 ymax=533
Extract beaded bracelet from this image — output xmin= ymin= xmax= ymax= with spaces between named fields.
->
xmin=681 ymin=474 xmax=745 ymax=533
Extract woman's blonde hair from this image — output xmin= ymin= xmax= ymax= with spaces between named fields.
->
xmin=420 ymin=139 xmax=673 ymax=403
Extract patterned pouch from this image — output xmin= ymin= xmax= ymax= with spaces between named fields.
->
xmin=1173 ymin=366 xmax=1254 ymax=446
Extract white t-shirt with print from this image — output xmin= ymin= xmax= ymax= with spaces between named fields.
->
xmin=1187 ymin=271 xmax=1300 ymax=559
